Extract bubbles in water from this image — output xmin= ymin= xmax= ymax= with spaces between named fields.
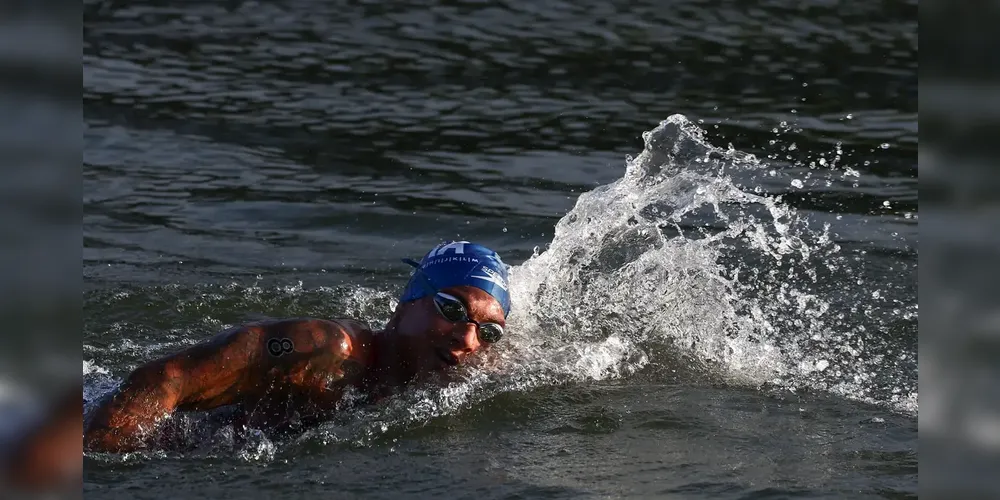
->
xmin=237 ymin=428 xmax=276 ymax=463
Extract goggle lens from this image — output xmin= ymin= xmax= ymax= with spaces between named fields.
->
xmin=432 ymin=293 xmax=504 ymax=344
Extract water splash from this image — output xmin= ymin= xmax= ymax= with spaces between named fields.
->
xmin=508 ymin=114 xmax=916 ymax=413
xmin=294 ymin=110 xmax=918 ymax=450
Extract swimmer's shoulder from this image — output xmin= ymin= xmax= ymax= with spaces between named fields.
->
xmin=325 ymin=318 xmax=376 ymax=364
xmin=247 ymin=317 xmax=372 ymax=362
xmin=327 ymin=317 xmax=373 ymax=336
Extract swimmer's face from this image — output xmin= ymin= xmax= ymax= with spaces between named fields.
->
xmin=395 ymin=285 xmax=506 ymax=372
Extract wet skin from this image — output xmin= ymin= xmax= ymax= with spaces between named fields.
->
xmin=83 ymin=285 xmax=505 ymax=453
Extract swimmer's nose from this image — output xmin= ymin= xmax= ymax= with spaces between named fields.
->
xmin=451 ymin=323 xmax=481 ymax=354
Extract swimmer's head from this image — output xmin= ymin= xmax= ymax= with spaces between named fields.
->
xmin=398 ymin=241 xmax=511 ymax=317
xmin=390 ymin=241 xmax=511 ymax=372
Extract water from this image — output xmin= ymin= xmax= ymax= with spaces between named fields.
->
xmin=83 ymin=0 xmax=917 ymax=498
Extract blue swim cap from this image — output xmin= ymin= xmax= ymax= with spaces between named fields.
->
xmin=399 ymin=241 xmax=511 ymax=317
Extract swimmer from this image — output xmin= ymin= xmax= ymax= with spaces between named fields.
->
xmin=83 ymin=241 xmax=511 ymax=453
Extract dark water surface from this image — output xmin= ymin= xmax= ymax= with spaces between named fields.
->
xmin=83 ymin=0 xmax=917 ymax=498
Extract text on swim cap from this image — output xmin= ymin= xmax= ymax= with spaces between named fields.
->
xmin=428 ymin=241 xmax=471 ymax=258
xmin=471 ymin=265 xmax=508 ymax=291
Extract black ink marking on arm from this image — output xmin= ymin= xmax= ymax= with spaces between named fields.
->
xmin=267 ymin=338 xmax=294 ymax=357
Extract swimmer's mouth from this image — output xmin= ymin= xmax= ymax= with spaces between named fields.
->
xmin=436 ymin=349 xmax=459 ymax=367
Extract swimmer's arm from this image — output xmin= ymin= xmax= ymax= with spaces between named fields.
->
xmin=83 ymin=324 xmax=264 ymax=453
xmin=83 ymin=320 xmax=361 ymax=452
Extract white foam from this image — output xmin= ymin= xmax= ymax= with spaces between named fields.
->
xmin=84 ymin=359 xmax=109 ymax=376
xmin=501 ymin=114 xmax=915 ymax=415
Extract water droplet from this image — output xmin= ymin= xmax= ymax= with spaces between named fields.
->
xmin=818 ymin=158 xmax=827 ymax=166
xmin=503 ymin=227 xmax=508 ymax=232
xmin=882 ymin=201 xmax=891 ymax=208
xmin=788 ymin=143 xmax=797 ymax=151
xmin=816 ymin=359 xmax=830 ymax=371
xmin=880 ymin=143 xmax=890 ymax=149
xmin=791 ymin=179 xmax=804 ymax=189
xmin=846 ymin=113 xmax=853 ymax=120
xmin=802 ymin=82 xmax=809 ymax=87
